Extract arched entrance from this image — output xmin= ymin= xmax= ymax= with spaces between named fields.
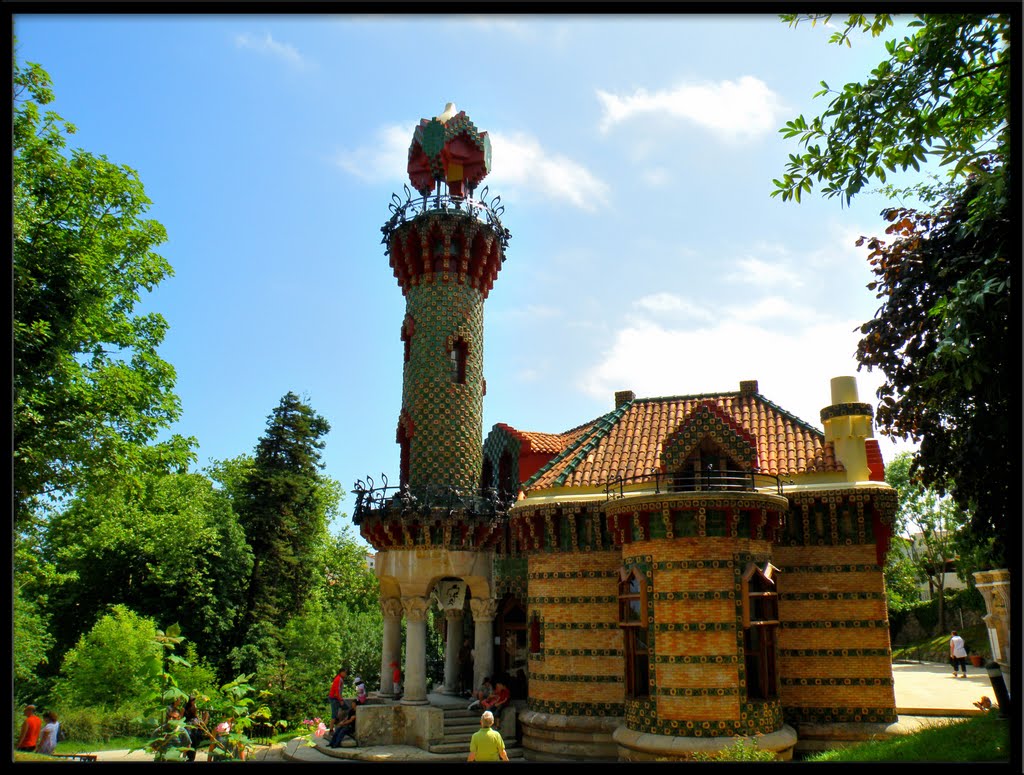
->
xmin=497 ymin=594 xmax=528 ymax=698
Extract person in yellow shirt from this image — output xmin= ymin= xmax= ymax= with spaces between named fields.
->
xmin=467 ymin=710 xmax=508 ymax=762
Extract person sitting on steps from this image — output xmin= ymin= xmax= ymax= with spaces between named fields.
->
xmin=477 ymin=681 xmax=511 ymax=714
xmin=327 ymin=699 xmax=357 ymax=748
xmin=467 ymin=676 xmax=493 ymax=710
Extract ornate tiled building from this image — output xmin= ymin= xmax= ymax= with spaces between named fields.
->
xmin=354 ymin=104 xmax=900 ymax=761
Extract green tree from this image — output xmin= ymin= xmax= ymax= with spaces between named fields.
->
xmin=234 ymin=393 xmax=333 ymax=649
xmin=773 ymin=13 xmax=1009 ymax=207
xmin=54 ymin=605 xmax=165 ymax=710
xmin=13 ymin=57 xmax=195 ymax=528
xmin=312 ymin=526 xmax=379 ymax=615
xmin=43 ymin=472 xmax=253 ymax=672
xmin=855 ymin=180 xmax=1010 ymax=558
xmin=774 ymin=13 xmax=1012 ymax=556
xmin=885 ymin=452 xmax=972 ymax=632
xmin=883 ymin=538 xmax=924 ymax=613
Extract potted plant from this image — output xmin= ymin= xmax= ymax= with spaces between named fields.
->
xmin=970 ymin=653 xmax=985 ymax=668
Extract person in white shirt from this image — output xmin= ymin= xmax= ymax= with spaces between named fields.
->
xmin=950 ymin=629 xmax=968 ymax=678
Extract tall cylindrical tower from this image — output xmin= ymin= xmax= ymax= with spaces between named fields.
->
xmin=384 ymin=105 xmax=509 ymax=502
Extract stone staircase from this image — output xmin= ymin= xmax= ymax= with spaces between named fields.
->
xmin=427 ymin=706 xmax=523 ymax=759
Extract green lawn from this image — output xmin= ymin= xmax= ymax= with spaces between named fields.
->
xmin=804 ymin=712 xmax=1010 ymax=762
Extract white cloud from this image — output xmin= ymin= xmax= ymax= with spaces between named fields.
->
xmin=724 ymin=254 xmax=806 ymax=288
xmin=596 ymin=76 xmax=786 ymax=140
xmin=234 ymin=32 xmax=311 ymax=69
xmin=633 ymin=293 xmax=714 ymax=322
xmin=331 ymin=124 xmax=409 ymax=184
xmin=578 ymin=314 xmax=875 ymax=432
xmin=332 ymin=125 xmax=610 ymax=212
xmin=722 ymin=295 xmax=818 ymax=324
xmin=488 ymin=131 xmax=610 ymax=211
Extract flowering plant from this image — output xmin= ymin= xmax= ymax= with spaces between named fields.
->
xmin=301 ymin=718 xmax=327 ymax=737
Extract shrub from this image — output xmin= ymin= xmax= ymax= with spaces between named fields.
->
xmin=691 ymin=737 xmax=777 ymax=762
xmin=53 ymin=704 xmax=154 ymax=742
xmin=54 ymin=605 xmax=164 ymax=710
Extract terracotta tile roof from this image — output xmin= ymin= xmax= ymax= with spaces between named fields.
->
xmin=521 ymin=389 xmax=844 ymax=492
xmin=492 ymin=422 xmax=593 ymax=456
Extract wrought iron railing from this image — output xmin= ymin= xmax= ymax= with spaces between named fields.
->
xmin=380 ymin=184 xmax=511 ymax=251
xmin=604 ymin=468 xmax=786 ymax=500
xmin=352 ymin=473 xmax=516 ymax=522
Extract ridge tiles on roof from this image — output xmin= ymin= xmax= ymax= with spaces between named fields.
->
xmin=522 ymin=401 xmax=633 ymax=490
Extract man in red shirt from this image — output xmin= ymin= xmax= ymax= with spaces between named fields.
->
xmin=17 ymin=705 xmax=42 ymax=752
xmin=328 ymin=667 xmax=347 ymax=723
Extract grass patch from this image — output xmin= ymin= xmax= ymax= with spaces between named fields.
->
xmin=891 ymin=622 xmax=991 ymax=664
xmin=805 ymin=712 xmax=1010 ymax=762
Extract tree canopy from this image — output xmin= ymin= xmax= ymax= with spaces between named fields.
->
xmin=773 ymin=13 xmax=1009 ymax=207
xmin=774 ymin=13 xmax=1013 ymax=559
xmin=235 ymin=392 xmax=334 ymax=640
xmin=13 ymin=57 xmax=195 ymax=526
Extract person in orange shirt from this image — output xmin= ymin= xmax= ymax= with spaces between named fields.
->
xmin=17 ymin=705 xmax=42 ymax=752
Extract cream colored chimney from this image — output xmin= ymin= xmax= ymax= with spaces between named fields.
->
xmin=820 ymin=376 xmax=874 ymax=482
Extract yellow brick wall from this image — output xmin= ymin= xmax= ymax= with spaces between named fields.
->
xmin=527 ymin=550 xmax=624 ymax=712
xmin=774 ymin=543 xmax=896 ymax=723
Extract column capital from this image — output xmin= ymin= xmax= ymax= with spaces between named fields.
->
xmin=445 ymin=608 xmax=466 ymax=623
xmin=470 ymin=597 xmax=499 ymax=621
xmin=382 ymin=596 xmax=404 ymax=618
xmin=402 ymin=595 xmax=431 ymax=622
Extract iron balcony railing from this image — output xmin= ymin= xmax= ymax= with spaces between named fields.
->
xmin=604 ymin=468 xmax=786 ymax=500
xmin=352 ymin=473 xmax=516 ymax=523
xmin=380 ymin=184 xmax=511 ymax=251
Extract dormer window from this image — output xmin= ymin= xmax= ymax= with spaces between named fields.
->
xmin=671 ymin=440 xmax=744 ymax=492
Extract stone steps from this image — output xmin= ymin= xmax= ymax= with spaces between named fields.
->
xmin=426 ymin=706 xmax=522 ymax=758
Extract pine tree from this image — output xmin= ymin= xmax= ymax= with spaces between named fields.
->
xmin=236 ymin=393 xmax=331 ymax=635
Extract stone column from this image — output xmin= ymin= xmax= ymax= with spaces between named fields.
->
xmin=441 ymin=609 xmax=465 ymax=695
xmin=470 ymin=597 xmax=499 ymax=690
xmin=974 ymin=569 xmax=1012 ymax=679
xmin=401 ymin=595 xmax=431 ymax=705
xmin=379 ymin=597 xmax=403 ymax=699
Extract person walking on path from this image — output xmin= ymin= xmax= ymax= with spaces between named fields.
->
xmin=17 ymin=705 xmax=42 ymax=752
xmin=328 ymin=667 xmax=348 ymax=721
xmin=467 ymin=710 xmax=508 ymax=762
xmin=950 ymin=630 xmax=968 ymax=678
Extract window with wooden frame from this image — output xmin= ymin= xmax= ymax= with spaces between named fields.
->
xmin=618 ymin=566 xmax=650 ymax=699
xmin=742 ymin=562 xmax=780 ymax=700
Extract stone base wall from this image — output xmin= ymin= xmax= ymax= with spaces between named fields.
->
xmin=518 ymin=709 xmax=620 ymax=762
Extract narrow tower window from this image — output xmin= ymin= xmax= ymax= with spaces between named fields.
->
xmin=450 ymin=339 xmax=468 ymax=384
xmin=742 ymin=562 xmax=780 ymax=700
xmin=618 ymin=566 xmax=650 ymax=699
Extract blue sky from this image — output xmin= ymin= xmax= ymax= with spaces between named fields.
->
xmin=14 ymin=13 xmax=921 ymax=537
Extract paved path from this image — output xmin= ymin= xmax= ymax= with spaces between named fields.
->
xmin=84 ymin=661 xmax=1006 ymax=763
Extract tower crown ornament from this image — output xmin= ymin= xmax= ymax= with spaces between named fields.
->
xmin=407 ymin=103 xmax=492 ymax=198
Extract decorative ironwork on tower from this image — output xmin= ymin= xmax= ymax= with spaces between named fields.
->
xmin=355 ymin=104 xmax=513 ymax=551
